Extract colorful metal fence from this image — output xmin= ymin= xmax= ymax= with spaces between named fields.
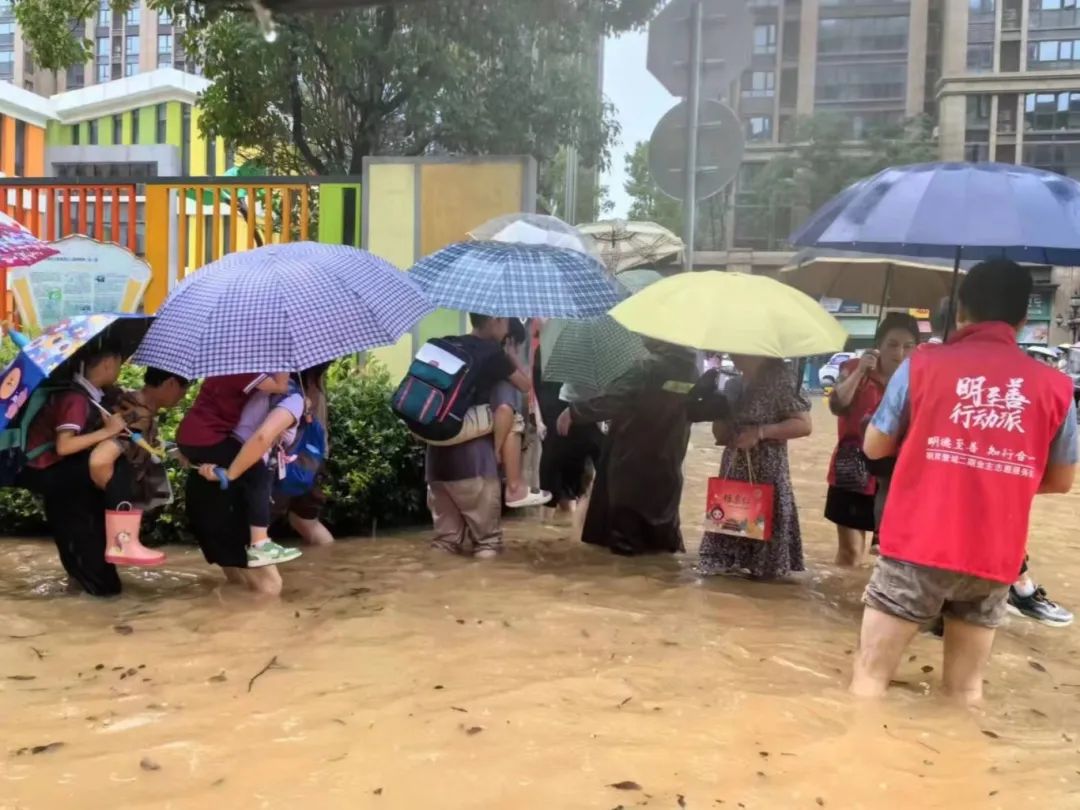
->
xmin=0 ymin=177 xmax=363 ymax=320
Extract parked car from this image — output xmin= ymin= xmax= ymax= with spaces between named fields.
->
xmin=818 ymin=351 xmax=861 ymax=387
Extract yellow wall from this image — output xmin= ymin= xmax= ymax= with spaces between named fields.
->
xmin=364 ymin=158 xmax=533 ymax=378
xmin=366 ymin=163 xmax=417 ymax=376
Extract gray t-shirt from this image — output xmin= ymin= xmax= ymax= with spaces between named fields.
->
xmin=425 ymin=381 xmax=518 ymax=483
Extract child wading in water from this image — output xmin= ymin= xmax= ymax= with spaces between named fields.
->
xmin=177 ymin=372 xmax=301 ymax=567
xmin=196 ymin=377 xmax=308 ymax=565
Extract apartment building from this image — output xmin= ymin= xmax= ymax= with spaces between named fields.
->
xmin=0 ymin=0 xmax=198 ymax=96
xmin=717 ymin=0 xmax=1078 ymax=344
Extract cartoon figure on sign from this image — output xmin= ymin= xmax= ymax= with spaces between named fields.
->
xmin=708 ymin=505 xmax=725 ymax=524
xmin=0 ymin=365 xmax=28 ymax=421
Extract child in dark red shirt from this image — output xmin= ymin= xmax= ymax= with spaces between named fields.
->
xmin=20 ymin=346 xmax=128 ymax=595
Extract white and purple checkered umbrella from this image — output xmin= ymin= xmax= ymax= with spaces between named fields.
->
xmin=132 ymin=242 xmax=433 ymax=378
xmin=408 ymin=241 xmax=623 ymax=319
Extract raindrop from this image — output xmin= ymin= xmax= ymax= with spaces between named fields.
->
xmin=250 ymin=0 xmax=278 ymax=43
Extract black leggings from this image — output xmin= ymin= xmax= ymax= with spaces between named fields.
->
xmin=179 ymin=439 xmax=273 ymax=528
xmin=19 ymin=453 xmax=121 ymax=597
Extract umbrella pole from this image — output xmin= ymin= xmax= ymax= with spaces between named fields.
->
xmin=944 ymin=246 xmax=962 ymax=341
xmin=876 ymin=265 xmax=893 ymax=325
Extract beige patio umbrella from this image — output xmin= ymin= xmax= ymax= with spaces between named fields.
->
xmin=780 ymin=249 xmax=971 ymax=311
xmin=578 ymin=220 xmax=683 ymax=274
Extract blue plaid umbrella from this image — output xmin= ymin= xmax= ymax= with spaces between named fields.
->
xmin=133 ymin=242 xmax=433 ymax=378
xmin=408 ymin=241 xmax=623 ymax=318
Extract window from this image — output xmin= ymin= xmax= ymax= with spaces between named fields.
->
xmin=157 ymin=33 xmax=172 ymax=66
xmin=969 ymin=0 xmax=995 ymax=12
xmin=89 ymin=119 xmax=98 ymax=145
xmin=113 ymin=113 xmax=123 ymax=140
xmin=746 ymin=116 xmax=772 ymax=141
xmin=753 ymin=24 xmax=776 ymax=55
xmin=125 ymin=62 xmax=138 ymax=77
xmin=818 ymin=15 xmax=908 ymax=54
xmin=1034 ymin=1 xmax=1077 ymax=8
xmin=741 ymin=70 xmax=775 ymax=98
xmin=156 ymin=102 xmax=167 ymax=141
xmin=815 ymin=62 xmax=906 ymax=102
xmin=97 ymin=62 xmax=109 ymax=83
xmin=125 ymin=34 xmax=139 ymax=56
xmin=967 ymin=43 xmax=994 ymax=72
xmin=97 ymin=0 xmax=110 ymax=27
xmin=1024 ymin=141 xmax=1080 ymax=179
xmin=66 ymin=62 xmax=85 ymax=89
xmin=125 ymin=6 xmax=139 ymax=25
xmin=72 ymin=125 xmax=80 ymax=145
xmin=14 ymin=119 xmax=24 ymax=176
xmin=158 ymin=9 xmax=171 ymax=25
xmin=1028 ymin=38 xmax=1080 ymax=69
xmin=96 ymin=36 xmax=109 ymax=59
xmin=1024 ymin=91 xmax=1080 ymax=131
xmin=131 ymin=111 xmax=139 ymax=142
xmin=967 ymin=94 xmax=992 ymax=125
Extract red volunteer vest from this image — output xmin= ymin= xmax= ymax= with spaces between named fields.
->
xmin=879 ymin=322 xmax=1073 ymax=583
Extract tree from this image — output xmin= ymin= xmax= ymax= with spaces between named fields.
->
xmin=16 ymin=0 xmax=661 ymax=188
xmin=539 ymin=145 xmax=614 ymax=223
xmin=624 ymin=140 xmax=681 ymax=232
xmin=622 ymin=140 xmax=727 ymax=250
xmin=738 ymin=113 xmax=937 ymax=249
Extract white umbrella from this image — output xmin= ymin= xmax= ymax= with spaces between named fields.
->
xmin=468 ymin=213 xmax=598 ymax=257
xmin=578 ymin=220 xmax=684 ymax=274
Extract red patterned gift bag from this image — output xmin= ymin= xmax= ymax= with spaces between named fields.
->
xmin=705 ymin=451 xmax=775 ymax=541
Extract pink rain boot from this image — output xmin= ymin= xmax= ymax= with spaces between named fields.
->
xmin=104 ymin=503 xmax=166 ymax=567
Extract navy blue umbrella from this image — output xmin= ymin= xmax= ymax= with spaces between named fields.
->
xmin=790 ymin=161 xmax=1080 ymax=332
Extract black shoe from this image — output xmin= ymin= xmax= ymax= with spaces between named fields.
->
xmin=1007 ymin=586 xmax=1074 ymax=627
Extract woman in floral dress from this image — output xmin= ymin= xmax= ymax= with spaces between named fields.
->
xmin=698 ymin=356 xmax=812 ymax=580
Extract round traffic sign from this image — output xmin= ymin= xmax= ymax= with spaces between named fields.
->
xmin=648 ymin=99 xmax=745 ymax=202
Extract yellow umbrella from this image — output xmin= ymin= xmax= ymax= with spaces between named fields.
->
xmin=609 ymin=271 xmax=848 ymax=358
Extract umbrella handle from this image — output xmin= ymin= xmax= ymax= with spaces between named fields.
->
xmin=214 ymin=467 xmax=230 ymax=490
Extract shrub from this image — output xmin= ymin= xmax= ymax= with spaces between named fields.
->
xmin=0 ymin=351 xmax=427 ymax=542
xmin=321 ymin=358 xmax=428 ymax=535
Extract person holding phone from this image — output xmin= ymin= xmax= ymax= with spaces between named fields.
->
xmin=825 ymin=315 xmax=920 ymax=567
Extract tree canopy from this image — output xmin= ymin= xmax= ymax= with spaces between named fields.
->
xmin=737 ymin=113 xmax=937 ymax=249
xmin=16 ymin=0 xmax=661 ymax=194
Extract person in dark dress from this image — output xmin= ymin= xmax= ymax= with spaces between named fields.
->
xmin=555 ymin=341 xmax=729 ymax=556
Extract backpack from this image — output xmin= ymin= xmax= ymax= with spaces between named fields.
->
xmin=392 ymin=337 xmax=487 ymax=442
xmin=275 ymin=415 xmax=327 ymax=497
xmin=0 ymin=385 xmax=65 ymax=487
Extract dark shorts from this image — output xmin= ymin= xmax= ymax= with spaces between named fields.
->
xmin=181 ymin=439 xmax=251 ymax=569
xmin=863 ymin=556 xmax=1010 ymax=629
xmin=824 ymin=486 xmax=876 ymax=532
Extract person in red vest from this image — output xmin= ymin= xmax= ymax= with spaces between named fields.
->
xmin=852 ymin=259 xmax=1078 ymax=704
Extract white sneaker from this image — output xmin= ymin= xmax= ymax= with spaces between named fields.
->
xmin=247 ymin=540 xmax=302 ymax=568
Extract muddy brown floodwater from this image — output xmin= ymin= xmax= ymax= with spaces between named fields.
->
xmin=2 ymin=400 xmax=1080 ymax=810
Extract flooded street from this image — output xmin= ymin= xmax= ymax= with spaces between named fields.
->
xmin=2 ymin=400 xmax=1080 ymax=810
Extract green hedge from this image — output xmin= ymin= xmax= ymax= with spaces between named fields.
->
xmin=0 ymin=342 xmax=428 ymax=542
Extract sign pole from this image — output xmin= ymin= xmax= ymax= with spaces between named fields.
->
xmin=682 ymin=0 xmax=702 ymax=272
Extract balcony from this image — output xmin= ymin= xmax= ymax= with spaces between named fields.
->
xmin=1029 ymin=8 xmax=1080 ymax=31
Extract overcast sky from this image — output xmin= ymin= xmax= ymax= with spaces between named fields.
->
xmin=602 ymin=31 xmax=674 ymax=217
